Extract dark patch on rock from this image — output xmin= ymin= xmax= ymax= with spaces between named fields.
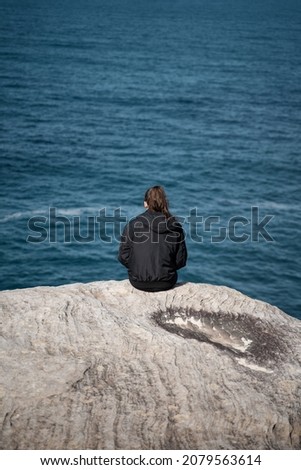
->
xmin=153 ymin=307 xmax=288 ymax=366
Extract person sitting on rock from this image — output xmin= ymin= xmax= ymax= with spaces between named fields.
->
xmin=118 ymin=185 xmax=187 ymax=292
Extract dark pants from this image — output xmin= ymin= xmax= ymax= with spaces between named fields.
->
xmin=130 ymin=273 xmax=177 ymax=292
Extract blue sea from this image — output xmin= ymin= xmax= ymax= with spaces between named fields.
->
xmin=1 ymin=0 xmax=301 ymax=320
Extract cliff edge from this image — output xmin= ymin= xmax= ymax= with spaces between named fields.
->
xmin=0 ymin=280 xmax=300 ymax=449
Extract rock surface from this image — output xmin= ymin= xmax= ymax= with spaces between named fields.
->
xmin=0 ymin=280 xmax=300 ymax=450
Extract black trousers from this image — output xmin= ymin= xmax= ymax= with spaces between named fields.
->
xmin=130 ymin=273 xmax=177 ymax=292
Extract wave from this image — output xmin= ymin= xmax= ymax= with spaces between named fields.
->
xmin=0 ymin=205 xmax=142 ymax=223
xmin=255 ymin=201 xmax=301 ymax=211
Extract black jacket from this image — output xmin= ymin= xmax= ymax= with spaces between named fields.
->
xmin=118 ymin=209 xmax=187 ymax=284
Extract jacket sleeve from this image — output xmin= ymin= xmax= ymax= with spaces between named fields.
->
xmin=118 ymin=223 xmax=132 ymax=268
xmin=175 ymin=228 xmax=187 ymax=270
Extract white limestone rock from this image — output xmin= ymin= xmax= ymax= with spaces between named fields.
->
xmin=0 ymin=280 xmax=300 ymax=449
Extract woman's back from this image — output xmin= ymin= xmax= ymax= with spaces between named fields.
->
xmin=118 ymin=186 xmax=187 ymax=292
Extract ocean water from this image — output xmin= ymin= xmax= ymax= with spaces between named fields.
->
xmin=0 ymin=0 xmax=301 ymax=319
